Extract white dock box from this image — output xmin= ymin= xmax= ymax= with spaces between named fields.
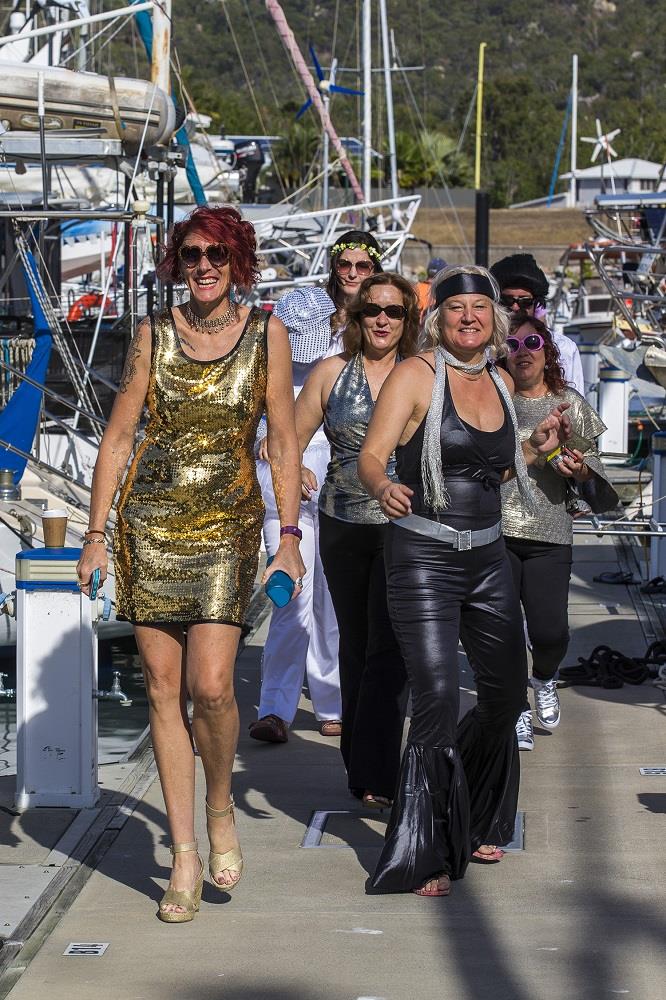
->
xmin=15 ymin=547 xmax=99 ymax=810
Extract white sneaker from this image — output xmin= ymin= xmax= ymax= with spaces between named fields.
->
xmin=515 ymin=710 xmax=534 ymax=751
xmin=532 ymin=678 xmax=561 ymax=729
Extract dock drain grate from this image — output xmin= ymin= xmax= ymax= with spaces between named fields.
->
xmin=63 ymin=943 xmax=109 ymax=957
xmin=639 ymin=767 xmax=666 ymax=776
xmin=301 ymin=810 xmax=525 ymax=851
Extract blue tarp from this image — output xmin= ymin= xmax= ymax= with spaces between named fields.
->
xmin=0 ymin=249 xmax=53 ymax=483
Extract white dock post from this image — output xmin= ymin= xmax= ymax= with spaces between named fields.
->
xmin=650 ymin=432 xmax=666 ymax=581
xmin=598 ymin=365 xmax=630 ymax=461
xmin=579 ymin=343 xmax=600 ymax=410
xmin=14 ymin=548 xmax=99 ymax=810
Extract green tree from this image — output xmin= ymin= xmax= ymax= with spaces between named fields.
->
xmin=394 ymin=130 xmax=473 ymax=189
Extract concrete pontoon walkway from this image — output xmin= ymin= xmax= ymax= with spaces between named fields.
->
xmin=1 ymin=535 xmax=666 ymax=1000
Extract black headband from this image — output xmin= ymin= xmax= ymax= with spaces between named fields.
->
xmin=434 ymin=272 xmax=497 ymax=306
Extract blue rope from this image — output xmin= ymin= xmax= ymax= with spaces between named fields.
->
xmin=547 ymin=94 xmax=572 ymax=207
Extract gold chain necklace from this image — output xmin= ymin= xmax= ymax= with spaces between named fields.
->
xmin=184 ymin=300 xmax=238 ymax=334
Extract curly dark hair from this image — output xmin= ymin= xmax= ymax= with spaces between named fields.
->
xmin=157 ymin=204 xmax=260 ymax=291
xmin=344 ymin=272 xmax=420 ymax=359
xmin=508 ymin=312 xmax=567 ymax=395
xmin=325 ymin=229 xmax=383 ymax=313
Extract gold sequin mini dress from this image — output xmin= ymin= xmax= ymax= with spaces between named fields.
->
xmin=114 ymin=306 xmax=268 ymax=627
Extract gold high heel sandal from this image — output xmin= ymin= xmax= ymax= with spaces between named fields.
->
xmin=206 ymin=798 xmax=244 ymax=892
xmin=157 ymin=841 xmax=204 ymax=924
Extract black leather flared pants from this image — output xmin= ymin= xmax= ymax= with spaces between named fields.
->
xmin=319 ymin=511 xmax=408 ymax=800
xmin=368 ymin=526 xmax=527 ymax=893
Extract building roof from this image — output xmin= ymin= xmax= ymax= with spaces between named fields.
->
xmin=561 ymin=158 xmax=664 ymax=181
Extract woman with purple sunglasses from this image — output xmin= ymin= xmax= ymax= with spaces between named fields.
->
xmin=501 ymin=313 xmax=618 ymax=751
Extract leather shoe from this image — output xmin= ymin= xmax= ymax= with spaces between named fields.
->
xmin=248 ymin=715 xmax=288 ymax=743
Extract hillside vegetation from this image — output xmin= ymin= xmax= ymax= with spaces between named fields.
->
xmin=2 ymin=0 xmax=664 ymax=206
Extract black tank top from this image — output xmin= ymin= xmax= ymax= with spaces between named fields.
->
xmin=396 ymin=365 xmax=515 ymax=530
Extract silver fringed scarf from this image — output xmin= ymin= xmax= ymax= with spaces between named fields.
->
xmin=421 ymin=346 xmax=537 ymax=514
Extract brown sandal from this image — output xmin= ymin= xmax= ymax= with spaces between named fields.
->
xmin=319 ymin=720 xmax=342 ymax=737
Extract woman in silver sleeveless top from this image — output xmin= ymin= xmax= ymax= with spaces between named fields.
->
xmin=296 ymin=273 xmax=419 ymax=806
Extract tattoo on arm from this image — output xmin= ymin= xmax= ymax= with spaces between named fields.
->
xmin=119 ymin=331 xmax=143 ymax=393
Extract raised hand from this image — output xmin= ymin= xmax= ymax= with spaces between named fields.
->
xmin=527 ymin=402 xmax=572 ymax=456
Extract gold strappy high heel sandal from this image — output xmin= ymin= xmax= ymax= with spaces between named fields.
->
xmin=206 ymin=798 xmax=244 ymax=892
xmin=157 ymin=841 xmax=204 ymax=924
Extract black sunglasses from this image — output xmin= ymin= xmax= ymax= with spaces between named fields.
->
xmin=335 ymin=257 xmax=374 ymax=276
xmin=501 ymin=294 xmax=535 ymax=310
xmin=361 ymin=303 xmax=407 ymax=320
xmin=178 ymin=243 xmax=229 ymax=268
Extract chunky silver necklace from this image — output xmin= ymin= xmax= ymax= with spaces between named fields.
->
xmin=184 ymin=300 xmax=238 ymax=334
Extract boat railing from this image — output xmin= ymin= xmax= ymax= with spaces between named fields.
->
xmin=0 ymin=436 xmax=92 ymax=504
xmin=583 ymin=243 xmax=666 ymax=342
xmin=253 ymin=194 xmax=421 ymax=291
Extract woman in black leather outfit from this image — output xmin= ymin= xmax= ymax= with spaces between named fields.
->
xmin=358 ymin=264 xmax=571 ymax=897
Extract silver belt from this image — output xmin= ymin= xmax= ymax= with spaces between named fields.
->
xmin=394 ymin=514 xmax=502 ymax=551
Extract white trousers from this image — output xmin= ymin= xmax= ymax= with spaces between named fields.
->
xmin=256 ymin=441 xmax=341 ymax=723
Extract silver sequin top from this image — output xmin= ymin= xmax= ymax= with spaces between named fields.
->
xmin=319 ymin=351 xmax=397 ymax=523
xmin=501 ymin=387 xmax=617 ymax=545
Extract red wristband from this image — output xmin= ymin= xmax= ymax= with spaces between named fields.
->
xmin=280 ymin=525 xmax=302 ymax=541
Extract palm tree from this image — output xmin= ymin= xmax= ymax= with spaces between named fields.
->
xmin=394 ymin=130 xmax=472 ymax=189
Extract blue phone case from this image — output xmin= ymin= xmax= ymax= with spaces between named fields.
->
xmin=264 ymin=556 xmax=294 ymax=608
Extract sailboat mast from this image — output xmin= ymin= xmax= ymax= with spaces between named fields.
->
xmin=569 ymin=53 xmax=578 ymax=208
xmin=362 ymin=0 xmax=372 ymax=203
xmin=378 ymin=0 xmax=398 ymax=207
xmin=474 ymin=42 xmax=486 ymax=191
xmin=151 ymin=0 xmax=171 ymax=95
xmin=266 ymin=0 xmax=365 ymax=204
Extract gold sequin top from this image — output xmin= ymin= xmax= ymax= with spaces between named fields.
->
xmin=114 ymin=306 xmax=268 ymax=626
xmin=501 ymin=387 xmax=617 ymax=546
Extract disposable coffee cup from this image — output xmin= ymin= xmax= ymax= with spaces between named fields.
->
xmin=42 ymin=507 xmax=68 ymax=548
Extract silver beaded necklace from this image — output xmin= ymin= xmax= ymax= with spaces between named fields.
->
xmin=184 ymin=300 xmax=238 ymax=334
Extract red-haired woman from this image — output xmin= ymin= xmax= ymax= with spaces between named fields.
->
xmin=76 ymin=205 xmax=305 ymax=922
xmin=501 ymin=313 xmax=617 ymax=750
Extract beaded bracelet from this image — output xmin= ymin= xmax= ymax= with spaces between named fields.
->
xmin=82 ymin=537 xmax=107 ymax=547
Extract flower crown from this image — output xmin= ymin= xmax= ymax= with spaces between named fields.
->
xmin=330 ymin=241 xmax=382 ymax=262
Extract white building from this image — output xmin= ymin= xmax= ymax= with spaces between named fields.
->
xmin=510 ymin=158 xmax=665 ymax=210
xmin=560 ymin=158 xmax=665 ymax=206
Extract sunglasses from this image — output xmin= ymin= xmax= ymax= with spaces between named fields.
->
xmin=361 ymin=303 xmax=407 ymax=320
xmin=178 ymin=243 xmax=229 ymax=268
xmin=506 ymin=333 xmax=545 ymax=354
xmin=501 ymin=294 xmax=535 ymax=310
xmin=335 ymin=257 xmax=374 ymax=276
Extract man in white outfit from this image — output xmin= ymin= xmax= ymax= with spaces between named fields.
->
xmin=250 ymin=287 xmax=342 ymax=744
xmin=490 ymin=253 xmax=585 ymax=395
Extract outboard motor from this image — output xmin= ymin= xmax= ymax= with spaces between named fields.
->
xmin=234 ymin=139 xmax=265 ymax=204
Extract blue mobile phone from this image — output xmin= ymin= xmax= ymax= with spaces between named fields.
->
xmin=90 ymin=568 xmax=100 ymax=601
xmin=264 ymin=556 xmax=294 ymax=608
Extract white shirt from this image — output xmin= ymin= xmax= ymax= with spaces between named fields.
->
xmin=552 ymin=330 xmax=585 ymax=396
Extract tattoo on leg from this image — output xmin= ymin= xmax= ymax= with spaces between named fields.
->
xmin=119 ymin=332 xmax=142 ymax=393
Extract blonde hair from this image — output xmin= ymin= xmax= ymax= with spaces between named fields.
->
xmin=423 ymin=263 xmax=510 ymax=359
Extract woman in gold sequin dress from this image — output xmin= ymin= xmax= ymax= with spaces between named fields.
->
xmin=76 ymin=205 xmax=305 ymax=923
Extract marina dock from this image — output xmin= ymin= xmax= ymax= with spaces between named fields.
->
xmin=1 ymin=532 xmax=665 ymax=1000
